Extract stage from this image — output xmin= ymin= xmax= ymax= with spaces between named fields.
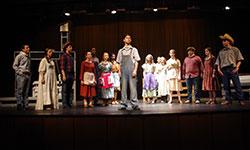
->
xmin=1 ymin=100 xmax=250 ymax=150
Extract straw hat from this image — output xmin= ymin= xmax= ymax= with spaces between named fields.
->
xmin=219 ymin=33 xmax=234 ymax=44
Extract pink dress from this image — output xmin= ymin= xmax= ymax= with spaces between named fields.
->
xmin=202 ymin=56 xmax=219 ymax=91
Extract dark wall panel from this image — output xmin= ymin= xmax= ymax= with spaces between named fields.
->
xmin=107 ymin=117 xmax=144 ymax=150
xmin=179 ymin=114 xmax=212 ymax=150
xmin=75 ymin=117 xmax=107 ymax=150
xmin=43 ymin=117 xmax=74 ymax=150
xmin=144 ymin=115 xmax=180 ymax=150
xmin=212 ymin=112 xmax=243 ymax=150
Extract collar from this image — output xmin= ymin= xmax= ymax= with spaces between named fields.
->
xmin=122 ymin=45 xmax=133 ymax=51
xmin=21 ymin=51 xmax=29 ymax=57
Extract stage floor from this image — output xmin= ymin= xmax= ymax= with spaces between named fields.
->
xmin=1 ymin=99 xmax=250 ymax=116
xmin=1 ymin=98 xmax=250 ymax=150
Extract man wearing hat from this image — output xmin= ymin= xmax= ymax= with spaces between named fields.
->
xmin=60 ymin=42 xmax=75 ymax=108
xmin=215 ymin=33 xmax=245 ymax=105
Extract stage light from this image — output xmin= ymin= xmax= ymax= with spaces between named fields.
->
xmin=111 ymin=10 xmax=117 ymax=14
xmin=153 ymin=8 xmax=158 ymax=12
xmin=225 ymin=6 xmax=230 ymax=10
xmin=64 ymin=12 xmax=70 ymax=16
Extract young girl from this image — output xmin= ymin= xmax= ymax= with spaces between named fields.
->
xmin=98 ymin=52 xmax=114 ymax=106
xmin=157 ymin=57 xmax=169 ymax=102
xmin=80 ymin=51 xmax=96 ymax=108
xmin=202 ymin=47 xmax=219 ymax=104
xmin=154 ymin=56 xmax=162 ymax=100
xmin=166 ymin=49 xmax=183 ymax=104
xmin=142 ymin=54 xmax=157 ymax=103
xmin=111 ymin=53 xmax=120 ymax=105
xmin=36 ymin=48 xmax=59 ymax=110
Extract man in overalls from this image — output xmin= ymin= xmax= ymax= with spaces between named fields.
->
xmin=116 ymin=34 xmax=141 ymax=110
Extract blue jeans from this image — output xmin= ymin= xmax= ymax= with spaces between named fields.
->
xmin=120 ymin=73 xmax=138 ymax=108
xmin=15 ymin=74 xmax=31 ymax=108
xmin=62 ymin=78 xmax=73 ymax=108
xmin=186 ymin=77 xmax=201 ymax=101
xmin=221 ymin=67 xmax=244 ymax=101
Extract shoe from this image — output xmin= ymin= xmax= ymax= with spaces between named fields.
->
xmin=167 ymin=100 xmax=172 ymax=104
xmin=83 ymin=100 xmax=88 ymax=108
xmin=239 ymin=101 xmax=246 ymax=106
xmin=210 ymin=100 xmax=217 ymax=104
xmin=221 ymin=100 xmax=232 ymax=105
xmin=185 ymin=100 xmax=191 ymax=104
xmin=179 ymin=100 xmax=183 ymax=104
xmin=132 ymin=105 xmax=141 ymax=110
xmin=88 ymin=101 xmax=94 ymax=108
xmin=118 ymin=107 xmax=127 ymax=110
xmin=206 ymin=99 xmax=213 ymax=104
xmin=195 ymin=100 xmax=200 ymax=104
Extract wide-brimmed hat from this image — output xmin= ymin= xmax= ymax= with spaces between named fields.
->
xmin=186 ymin=46 xmax=196 ymax=52
xmin=219 ymin=33 xmax=234 ymax=44
xmin=63 ymin=41 xmax=72 ymax=51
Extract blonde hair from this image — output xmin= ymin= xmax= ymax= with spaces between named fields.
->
xmin=145 ymin=54 xmax=154 ymax=64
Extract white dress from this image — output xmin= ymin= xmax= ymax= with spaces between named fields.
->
xmin=166 ymin=58 xmax=183 ymax=91
xmin=35 ymin=58 xmax=59 ymax=110
xmin=157 ymin=64 xmax=169 ymax=96
xmin=154 ymin=63 xmax=162 ymax=97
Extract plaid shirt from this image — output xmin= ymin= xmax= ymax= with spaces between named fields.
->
xmin=60 ymin=52 xmax=74 ymax=79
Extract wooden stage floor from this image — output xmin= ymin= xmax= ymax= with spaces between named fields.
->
xmin=1 ymin=99 xmax=250 ymax=150
xmin=0 ymin=99 xmax=250 ymax=116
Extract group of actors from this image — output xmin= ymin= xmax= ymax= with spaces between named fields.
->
xmin=12 ymin=33 xmax=246 ymax=111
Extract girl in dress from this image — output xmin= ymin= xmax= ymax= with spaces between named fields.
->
xmin=98 ymin=52 xmax=114 ymax=106
xmin=142 ymin=54 xmax=157 ymax=103
xmin=154 ymin=56 xmax=162 ymax=101
xmin=157 ymin=57 xmax=169 ymax=102
xmin=202 ymin=47 xmax=220 ymax=104
xmin=36 ymin=48 xmax=59 ymax=110
xmin=166 ymin=49 xmax=183 ymax=104
xmin=111 ymin=53 xmax=120 ymax=105
xmin=80 ymin=51 xmax=97 ymax=108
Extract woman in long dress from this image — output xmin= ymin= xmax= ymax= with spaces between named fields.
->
xmin=36 ymin=48 xmax=59 ymax=110
xmin=202 ymin=47 xmax=220 ymax=104
xmin=98 ymin=52 xmax=114 ymax=106
xmin=166 ymin=49 xmax=183 ymax=104
xmin=80 ymin=51 xmax=97 ymax=108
